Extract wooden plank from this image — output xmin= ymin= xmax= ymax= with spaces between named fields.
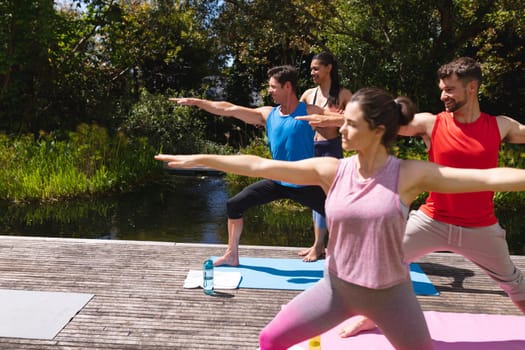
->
xmin=0 ymin=236 xmax=523 ymax=349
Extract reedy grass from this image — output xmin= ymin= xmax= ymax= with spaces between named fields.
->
xmin=0 ymin=124 xmax=161 ymax=202
xmin=2 ymin=127 xmax=525 ymax=208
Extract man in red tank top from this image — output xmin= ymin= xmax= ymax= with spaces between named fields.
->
xmin=340 ymin=57 xmax=525 ymax=337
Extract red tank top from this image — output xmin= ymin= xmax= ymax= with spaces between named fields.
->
xmin=420 ymin=112 xmax=500 ymax=226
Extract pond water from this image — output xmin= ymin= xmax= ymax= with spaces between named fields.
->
xmin=1 ymin=175 xmax=524 ymax=255
xmin=0 ymin=175 xmax=313 ymax=247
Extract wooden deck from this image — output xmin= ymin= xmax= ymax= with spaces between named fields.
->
xmin=0 ymin=236 xmax=524 ymax=349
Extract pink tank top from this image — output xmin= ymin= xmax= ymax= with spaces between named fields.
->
xmin=325 ymin=155 xmax=410 ymax=289
xmin=420 ymin=112 xmax=500 ymax=226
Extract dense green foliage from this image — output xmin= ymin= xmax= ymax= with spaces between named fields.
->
xmin=122 ymin=89 xmax=230 ymax=155
xmin=495 ymin=144 xmax=525 ymax=208
xmin=2 ymin=1 xmax=524 ymax=134
xmin=0 ymin=125 xmax=159 ymax=201
xmin=214 ymin=0 xmax=525 ymax=120
xmin=1 ymin=0 xmax=224 ymax=133
xmin=1 ymin=0 xmax=524 ymax=202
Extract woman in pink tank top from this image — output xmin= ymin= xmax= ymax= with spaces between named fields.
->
xmin=155 ymin=88 xmax=525 ymax=350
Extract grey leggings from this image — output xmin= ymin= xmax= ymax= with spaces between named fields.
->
xmin=404 ymin=210 xmax=525 ymax=301
xmin=259 ymin=270 xmax=434 ymax=350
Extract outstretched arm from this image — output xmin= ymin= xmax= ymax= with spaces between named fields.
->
xmin=297 ymin=104 xmax=346 ymax=127
xmin=400 ymin=159 xmax=525 ymax=205
xmin=169 ymin=97 xmax=270 ymax=126
xmin=154 ymin=154 xmax=339 ymax=193
xmin=297 ymin=110 xmax=437 ymax=135
xmin=295 ymin=113 xmax=344 ymax=128
xmin=497 ymin=115 xmax=525 ymax=144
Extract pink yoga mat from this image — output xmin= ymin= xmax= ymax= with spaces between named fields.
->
xmin=296 ymin=311 xmax=525 ymax=349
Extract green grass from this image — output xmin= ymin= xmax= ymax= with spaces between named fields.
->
xmin=0 ymin=124 xmax=161 ymax=202
xmin=3 ymin=128 xmax=525 ymax=210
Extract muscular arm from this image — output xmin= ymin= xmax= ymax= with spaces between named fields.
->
xmin=397 ymin=112 xmax=436 ymax=149
xmin=169 ymin=97 xmax=269 ymax=126
xmin=155 ymin=154 xmax=339 ymax=193
xmin=497 ymin=115 xmax=525 ymax=144
xmin=398 ymin=112 xmax=436 ymax=137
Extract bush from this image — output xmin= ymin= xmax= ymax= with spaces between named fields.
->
xmin=0 ymin=125 xmax=159 ymax=202
xmin=224 ymin=136 xmax=269 ymax=189
xmin=123 ymin=89 xmax=228 ymax=155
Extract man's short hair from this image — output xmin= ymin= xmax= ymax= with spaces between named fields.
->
xmin=438 ymin=57 xmax=482 ymax=87
xmin=267 ymin=65 xmax=299 ymax=92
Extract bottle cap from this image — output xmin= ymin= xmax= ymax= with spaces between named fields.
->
xmin=308 ymin=335 xmax=321 ymax=350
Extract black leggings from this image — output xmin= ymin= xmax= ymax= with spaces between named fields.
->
xmin=227 ymin=179 xmax=326 ymax=219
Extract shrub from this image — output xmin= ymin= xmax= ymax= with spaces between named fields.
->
xmin=123 ymin=89 xmax=228 ymax=155
xmin=0 ymin=125 xmax=159 ymax=202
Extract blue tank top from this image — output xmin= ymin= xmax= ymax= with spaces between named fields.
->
xmin=266 ymin=101 xmax=314 ymax=187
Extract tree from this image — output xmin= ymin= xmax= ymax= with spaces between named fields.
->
xmin=0 ymin=0 xmax=57 ymax=132
xmin=0 ymin=0 xmax=225 ymax=134
xmin=104 ymin=1 xmax=224 ymax=95
xmin=212 ymin=0 xmax=525 ymax=120
xmin=475 ymin=2 xmax=525 ymax=119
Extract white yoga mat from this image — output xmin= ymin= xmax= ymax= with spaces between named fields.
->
xmin=184 ymin=270 xmax=242 ymax=289
xmin=0 ymin=289 xmax=94 ymax=340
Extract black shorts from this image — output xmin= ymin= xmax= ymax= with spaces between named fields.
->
xmin=314 ymin=136 xmax=343 ymax=158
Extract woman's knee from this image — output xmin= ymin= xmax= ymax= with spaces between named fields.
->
xmin=258 ymin=326 xmax=286 ymax=350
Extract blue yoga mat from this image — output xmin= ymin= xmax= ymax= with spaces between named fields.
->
xmin=213 ymin=257 xmax=439 ymax=295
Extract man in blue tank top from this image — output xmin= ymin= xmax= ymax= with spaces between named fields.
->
xmin=170 ymin=65 xmax=337 ymax=266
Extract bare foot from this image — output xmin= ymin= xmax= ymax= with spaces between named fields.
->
xmin=338 ymin=316 xmax=377 ymax=338
xmin=213 ymin=252 xmax=239 ymax=267
xmin=298 ymin=247 xmax=312 ymax=257
xmin=302 ymin=247 xmax=325 ymax=262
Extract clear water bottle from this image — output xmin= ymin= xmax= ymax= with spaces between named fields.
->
xmin=203 ymin=259 xmax=214 ymax=295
